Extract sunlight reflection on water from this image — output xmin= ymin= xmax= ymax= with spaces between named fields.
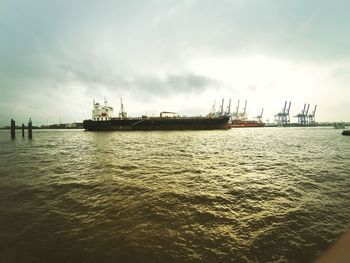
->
xmin=0 ymin=128 xmax=349 ymax=262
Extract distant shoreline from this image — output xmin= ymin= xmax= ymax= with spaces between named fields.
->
xmin=1 ymin=123 xmax=349 ymax=130
xmin=0 ymin=123 xmax=84 ymax=130
xmin=0 ymin=127 xmax=84 ymax=130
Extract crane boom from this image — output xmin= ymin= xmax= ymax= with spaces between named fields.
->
xmin=305 ymin=104 xmax=310 ymax=116
xmin=243 ymin=100 xmax=247 ymax=116
xmin=227 ymin=98 xmax=231 ymax=115
xmin=283 ymin=101 xmax=287 ymax=114
xmin=302 ymin=103 xmax=306 ymax=114
xmin=235 ymin=99 xmax=240 ymax=117
xmin=287 ymin=101 xmax=291 ymax=114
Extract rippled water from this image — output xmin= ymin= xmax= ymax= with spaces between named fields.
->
xmin=0 ymin=128 xmax=349 ymax=263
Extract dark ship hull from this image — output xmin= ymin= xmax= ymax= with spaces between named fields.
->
xmin=83 ymin=116 xmax=230 ymax=131
xmin=342 ymin=130 xmax=350 ymax=136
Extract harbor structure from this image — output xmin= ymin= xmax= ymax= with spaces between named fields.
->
xmin=209 ymin=98 xmax=231 ymax=118
xmin=28 ymin=118 xmax=32 ymax=139
xmin=11 ymin=119 xmax=15 ymax=139
xmin=8 ymin=118 xmax=33 ymax=138
xmin=294 ymin=103 xmax=317 ymax=126
xmin=274 ymin=101 xmax=291 ymax=126
xmin=255 ymin=108 xmax=264 ymax=124
xmin=232 ymin=99 xmax=241 ymax=121
xmin=308 ymin=105 xmax=317 ymax=125
xmin=230 ymin=100 xmax=265 ymax=128
xmin=294 ymin=103 xmax=309 ymax=125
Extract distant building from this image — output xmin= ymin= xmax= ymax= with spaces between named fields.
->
xmin=40 ymin=122 xmax=83 ymax=129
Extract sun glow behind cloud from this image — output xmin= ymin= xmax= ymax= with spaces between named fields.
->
xmin=1 ymin=0 xmax=350 ymax=125
xmin=187 ymin=55 xmax=347 ymax=121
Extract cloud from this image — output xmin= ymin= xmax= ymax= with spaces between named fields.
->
xmin=0 ymin=0 xmax=350 ymax=124
xmin=57 ymin=62 xmax=218 ymax=96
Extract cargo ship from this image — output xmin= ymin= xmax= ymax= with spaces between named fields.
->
xmin=83 ymin=98 xmax=230 ymax=131
xmin=229 ymin=100 xmax=265 ymax=128
xmin=230 ymin=119 xmax=265 ymax=128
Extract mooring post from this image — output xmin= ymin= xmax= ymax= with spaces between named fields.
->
xmin=28 ymin=118 xmax=32 ymax=139
xmin=11 ymin=119 xmax=15 ymax=139
xmin=22 ymin=123 xmax=25 ymax=137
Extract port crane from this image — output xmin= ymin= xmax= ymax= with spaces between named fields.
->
xmin=305 ymin=104 xmax=310 ymax=125
xmin=255 ymin=108 xmax=264 ymax=123
xmin=209 ymin=98 xmax=229 ymax=117
xmin=232 ymin=99 xmax=240 ymax=121
xmin=295 ymin=103 xmax=310 ymax=125
xmin=220 ymin=98 xmax=225 ymax=116
xmin=232 ymin=99 xmax=248 ymax=121
xmin=240 ymin=100 xmax=248 ymax=120
xmin=274 ymin=101 xmax=291 ymax=126
xmin=295 ymin=103 xmax=305 ymax=125
xmin=225 ymin=98 xmax=231 ymax=116
xmin=308 ymin=105 xmax=317 ymax=124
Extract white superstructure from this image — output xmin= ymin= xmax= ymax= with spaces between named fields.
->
xmin=92 ymin=98 xmax=114 ymax=121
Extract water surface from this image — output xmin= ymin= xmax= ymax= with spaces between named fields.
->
xmin=0 ymin=128 xmax=349 ymax=262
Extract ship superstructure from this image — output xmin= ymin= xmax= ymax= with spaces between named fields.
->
xmin=92 ymin=98 xmax=114 ymax=121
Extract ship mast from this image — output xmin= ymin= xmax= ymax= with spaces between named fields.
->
xmin=119 ymin=98 xmax=127 ymax=119
xmin=104 ymin=97 xmax=108 ymax=107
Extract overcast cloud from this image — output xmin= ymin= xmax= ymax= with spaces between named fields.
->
xmin=1 ymin=0 xmax=350 ymax=125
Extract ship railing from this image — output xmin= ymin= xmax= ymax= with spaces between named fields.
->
xmin=109 ymin=115 xmax=228 ymax=120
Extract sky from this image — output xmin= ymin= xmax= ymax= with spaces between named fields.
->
xmin=1 ymin=0 xmax=350 ymax=126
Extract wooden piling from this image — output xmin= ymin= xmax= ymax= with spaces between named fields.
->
xmin=11 ymin=119 xmax=15 ymax=139
xmin=22 ymin=123 xmax=25 ymax=137
xmin=28 ymin=118 xmax=32 ymax=139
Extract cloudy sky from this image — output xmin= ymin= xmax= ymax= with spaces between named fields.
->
xmin=1 ymin=0 xmax=349 ymax=125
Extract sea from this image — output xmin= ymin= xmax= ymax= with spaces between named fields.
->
xmin=0 ymin=128 xmax=349 ymax=263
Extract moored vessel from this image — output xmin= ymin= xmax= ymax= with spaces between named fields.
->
xmin=230 ymin=119 xmax=265 ymax=128
xmin=342 ymin=129 xmax=350 ymax=136
xmin=83 ymin=98 xmax=230 ymax=131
